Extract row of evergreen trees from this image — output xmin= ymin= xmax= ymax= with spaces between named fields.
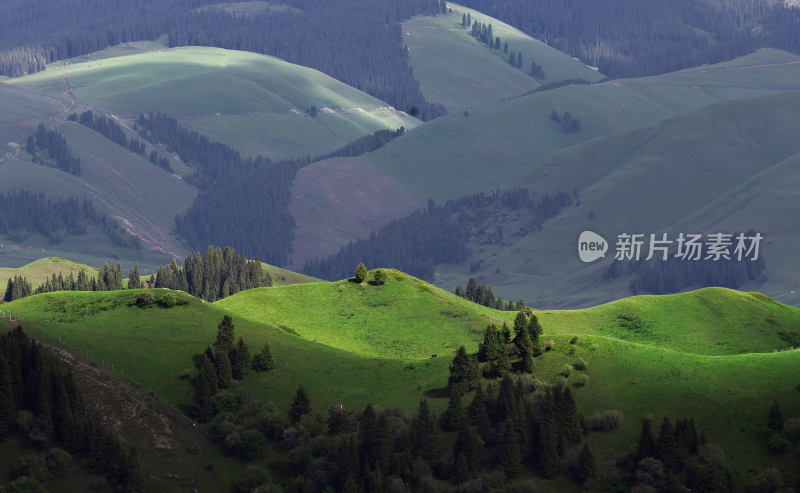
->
xmin=4 ymin=247 xmax=271 ymax=303
xmin=68 ymin=111 xmax=147 ymax=155
xmin=602 ymin=246 xmax=767 ymax=295
xmin=148 ymin=246 xmax=272 ymax=302
xmin=303 ymin=188 xmax=574 ymax=281
xmin=0 ymin=190 xmax=141 ymax=248
xmin=454 ymin=277 xmax=526 ymax=311
xmin=5 ymin=264 xmax=126 ymax=302
xmin=0 ymin=326 xmax=143 ymax=490
xmin=26 ymin=124 xmax=81 ymax=176
xmin=464 ymin=15 xmax=543 ymax=79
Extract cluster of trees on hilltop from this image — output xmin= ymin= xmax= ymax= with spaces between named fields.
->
xmin=303 ymin=188 xmax=574 ymax=281
xmin=0 ymin=326 xmax=144 ymax=491
xmin=455 ymin=0 xmax=800 ymax=78
xmin=68 ymin=111 xmax=147 ymax=156
xmin=0 ymin=190 xmax=140 ymax=249
xmin=454 ymin=277 xmax=525 ymax=311
xmin=26 ymin=124 xmax=81 ymax=176
xmin=0 ymin=0 xmax=447 ymax=120
xmin=148 ymin=246 xmax=272 ymax=302
xmin=603 ymin=253 xmax=766 ymax=294
xmin=5 ymin=264 xmax=125 ymax=302
xmin=5 ymin=247 xmax=270 ymax=303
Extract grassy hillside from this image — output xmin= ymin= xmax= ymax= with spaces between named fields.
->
xmin=0 ymin=118 xmax=197 ymax=271
xmin=261 ymin=262 xmax=321 ymax=286
xmin=288 ymin=49 xmax=800 ymax=265
xmin=403 ymin=3 xmax=602 ymax=111
xmin=671 ymin=150 xmax=800 ymax=307
xmin=0 ymin=257 xmax=97 ymax=292
xmin=0 ymin=76 xmax=194 ymax=272
xmin=7 ymin=46 xmax=421 ymax=160
xmin=437 ymin=89 xmax=800 ymax=309
xmin=3 ymin=279 xmax=800 ymax=485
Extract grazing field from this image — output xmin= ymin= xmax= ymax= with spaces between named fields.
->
xmin=3 ymin=277 xmax=800 ymax=486
xmin=7 ymin=46 xmax=421 ymax=160
xmin=289 ymin=49 xmax=800 ymax=266
xmin=441 ymin=88 xmax=800 ymax=310
xmin=403 ymin=3 xmax=602 ymax=111
xmin=0 ymin=257 xmax=97 ymax=292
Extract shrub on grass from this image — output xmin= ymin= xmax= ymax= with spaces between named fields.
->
xmin=573 ymin=374 xmax=589 ymax=387
xmin=135 ymin=291 xmax=155 ymax=307
xmin=373 ymin=269 xmax=387 ymax=285
xmin=159 ymin=292 xmax=177 ymax=307
xmin=573 ymin=357 xmax=588 ymax=371
xmin=559 ymin=364 xmax=573 ymax=377
xmin=569 ymin=336 xmax=579 ymax=344
xmin=179 ymin=368 xmax=194 ymax=380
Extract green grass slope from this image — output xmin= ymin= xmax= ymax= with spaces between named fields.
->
xmin=0 ymin=257 xmax=97 ymax=292
xmin=261 ymin=262 xmax=321 ymax=286
xmin=0 ymin=78 xmax=195 ymax=272
xmin=288 ymin=49 xmax=800 ymax=265
xmin=438 ymin=89 xmax=800 ymax=309
xmin=403 ymin=3 xmax=602 ymax=112
xmin=671 ymin=150 xmax=800 ymax=307
xmin=8 ymin=46 xmax=421 ymax=160
xmin=0 ymin=119 xmax=198 ymax=271
xmin=3 ymin=280 xmax=800 ymax=484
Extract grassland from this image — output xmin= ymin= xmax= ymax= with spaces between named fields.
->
xmin=3 ymin=276 xmax=800 ymax=487
xmin=7 ymin=46 xmax=421 ymax=160
xmin=0 ymin=257 xmax=97 ymax=293
xmin=435 ymin=88 xmax=800 ymax=310
xmin=403 ymin=3 xmax=602 ymax=111
xmin=261 ymin=262 xmax=321 ymax=286
xmin=288 ymin=49 xmax=800 ymax=266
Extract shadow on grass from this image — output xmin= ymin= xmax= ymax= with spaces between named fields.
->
xmin=423 ymin=387 xmax=450 ymax=399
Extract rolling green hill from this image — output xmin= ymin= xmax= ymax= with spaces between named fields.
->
xmin=288 ymin=49 xmax=800 ymax=265
xmin=403 ymin=3 xmax=603 ymax=112
xmin=0 ymin=257 xmax=97 ymax=292
xmin=3 ymin=277 xmax=800 ymax=485
xmin=436 ymin=89 xmax=800 ymax=309
xmin=7 ymin=46 xmax=421 ymax=160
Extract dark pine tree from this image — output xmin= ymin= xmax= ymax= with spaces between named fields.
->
xmin=289 ymin=385 xmax=311 ymax=423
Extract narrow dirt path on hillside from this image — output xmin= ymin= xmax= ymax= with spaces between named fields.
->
xmin=61 ymin=74 xmax=78 ymax=113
